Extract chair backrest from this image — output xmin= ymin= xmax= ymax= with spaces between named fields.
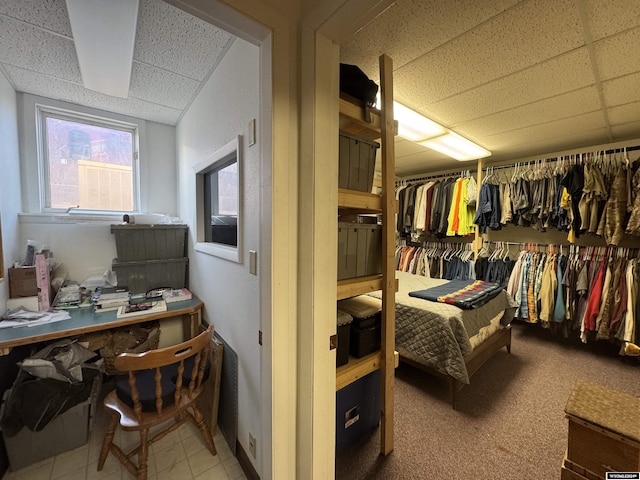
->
xmin=114 ymin=324 xmax=213 ymax=419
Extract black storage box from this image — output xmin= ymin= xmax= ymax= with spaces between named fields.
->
xmin=338 ymin=295 xmax=382 ymax=358
xmin=337 ymin=310 xmax=353 ymax=367
xmin=336 ymin=369 xmax=380 ymax=452
xmin=338 ymin=132 xmax=379 ymax=193
xmin=337 ymin=222 xmax=382 ymax=281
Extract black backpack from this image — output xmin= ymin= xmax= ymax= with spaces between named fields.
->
xmin=340 ymin=63 xmax=378 ymax=107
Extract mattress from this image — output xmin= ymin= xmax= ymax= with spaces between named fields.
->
xmin=369 ymin=271 xmax=517 ymax=384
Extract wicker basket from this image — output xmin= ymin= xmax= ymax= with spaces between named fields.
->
xmin=100 ymin=325 xmax=160 ymax=375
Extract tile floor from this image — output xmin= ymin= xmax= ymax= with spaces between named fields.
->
xmin=2 ymin=391 xmax=247 ymax=480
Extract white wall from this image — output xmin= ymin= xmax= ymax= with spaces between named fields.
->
xmin=15 ymin=94 xmax=177 ymax=283
xmin=0 ymin=73 xmax=22 ymax=309
xmin=176 ymin=38 xmax=263 ymax=473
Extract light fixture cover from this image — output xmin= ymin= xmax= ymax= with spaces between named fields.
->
xmin=419 ymin=131 xmax=491 ymax=161
xmin=66 ymin=0 xmax=139 ymax=98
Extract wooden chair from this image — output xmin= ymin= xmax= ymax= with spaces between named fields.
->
xmin=97 ymin=325 xmax=216 ymax=480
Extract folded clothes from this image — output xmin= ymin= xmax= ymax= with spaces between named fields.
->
xmin=409 ymin=279 xmax=503 ymax=309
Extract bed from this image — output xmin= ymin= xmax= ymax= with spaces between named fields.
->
xmin=368 ymin=270 xmax=517 ymax=409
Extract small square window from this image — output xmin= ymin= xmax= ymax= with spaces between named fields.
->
xmin=194 ymin=136 xmax=242 ymax=263
xmin=38 ymin=106 xmax=139 ymax=213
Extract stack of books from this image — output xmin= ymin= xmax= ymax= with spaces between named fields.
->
xmin=116 ymin=300 xmax=167 ymax=319
xmin=93 ymin=286 xmax=130 ymax=313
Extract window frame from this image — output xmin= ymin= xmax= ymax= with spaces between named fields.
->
xmin=36 ymin=104 xmax=141 ymax=215
xmin=193 ymin=135 xmax=243 ymax=263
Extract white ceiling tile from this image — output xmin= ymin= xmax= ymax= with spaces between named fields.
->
xmin=423 ymin=48 xmax=594 ymax=126
xmin=593 ymin=27 xmax=640 ymax=81
xmin=481 ymin=111 xmax=607 ymax=152
xmin=453 ymin=87 xmax=601 ymax=138
xmin=129 ymin=61 xmax=200 ymax=110
xmin=602 ymin=72 xmax=640 ymax=107
xmin=395 ymin=138 xmax=429 ymax=158
xmin=610 ymin=121 xmax=640 ymax=141
xmin=0 ymin=0 xmax=72 ymax=37
xmin=392 ymin=0 xmax=584 ymax=104
xmin=340 ymin=0 xmax=522 ymax=81
xmin=134 ymin=0 xmax=233 ymax=81
xmin=607 ymin=101 xmax=640 ymax=127
xmin=395 ymin=150 xmax=458 ymax=177
xmin=0 ymin=16 xmax=80 ymax=82
xmin=584 ymin=0 xmax=640 ymax=41
xmin=5 ymin=65 xmax=180 ymax=125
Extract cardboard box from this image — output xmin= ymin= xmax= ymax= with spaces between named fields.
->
xmin=8 ymin=266 xmax=38 ymax=298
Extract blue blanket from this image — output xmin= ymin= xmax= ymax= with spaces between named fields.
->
xmin=409 ymin=279 xmax=503 ymax=310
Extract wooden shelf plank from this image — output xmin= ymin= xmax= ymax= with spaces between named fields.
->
xmin=335 ymin=352 xmax=400 ymax=392
xmin=337 ymin=275 xmax=383 ymax=300
xmin=339 ymin=98 xmax=382 ymax=141
xmin=338 ymin=189 xmax=382 ymax=212
xmin=336 ymin=351 xmax=382 ymax=391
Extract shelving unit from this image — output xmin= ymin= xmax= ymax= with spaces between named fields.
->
xmin=336 ymin=54 xmax=396 ymax=455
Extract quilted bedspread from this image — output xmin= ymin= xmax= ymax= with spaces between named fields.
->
xmin=369 ymin=271 xmax=517 ymax=384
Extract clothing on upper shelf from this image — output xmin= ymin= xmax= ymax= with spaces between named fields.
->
xmin=475 ymin=154 xmax=640 ymax=246
xmin=396 ymin=174 xmax=477 ymax=241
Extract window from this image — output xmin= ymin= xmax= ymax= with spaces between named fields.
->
xmin=194 ymin=136 xmax=242 ymax=263
xmin=37 ymin=106 xmax=139 ymax=213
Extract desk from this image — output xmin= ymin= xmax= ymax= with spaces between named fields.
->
xmin=0 ymin=297 xmax=203 ymax=354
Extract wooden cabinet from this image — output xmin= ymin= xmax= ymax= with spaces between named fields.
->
xmin=336 ymin=54 xmax=396 ymax=455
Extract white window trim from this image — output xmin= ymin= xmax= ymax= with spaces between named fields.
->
xmin=35 ymin=103 xmax=141 ymax=215
xmin=193 ymin=135 xmax=243 ymax=263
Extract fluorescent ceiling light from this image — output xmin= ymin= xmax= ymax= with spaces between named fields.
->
xmin=377 ymin=94 xmax=491 ymax=161
xmin=419 ymin=131 xmax=491 ymax=161
xmin=66 ymin=0 xmax=139 ymax=98
xmin=394 ymin=102 xmax=447 ymax=141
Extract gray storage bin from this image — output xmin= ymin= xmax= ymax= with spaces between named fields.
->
xmin=339 ymin=132 xmax=379 ymax=193
xmin=111 ymin=224 xmax=188 ymax=262
xmin=112 ymin=257 xmax=188 ymax=293
xmin=337 ymin=310 xmax=353 ymax=367
xmin=1 ymin=373 xmax=102 ymax=471
xmin=337 ymin=223 xmax=382 ymax=280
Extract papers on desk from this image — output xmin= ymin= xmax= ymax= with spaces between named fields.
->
xmin=0 ymin=308 xmax=71 ymax=328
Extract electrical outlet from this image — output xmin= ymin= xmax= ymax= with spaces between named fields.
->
xmin=249 ymin=433 xmax=256 ymax=458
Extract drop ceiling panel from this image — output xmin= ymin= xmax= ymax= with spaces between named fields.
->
xmin=394 ymin=137 xmax=430 ymax=157
xmin=5 ymin=64 xmax=181 ymax=125
xmin=611 ymin=121 xmax=640 ymax=141
xmin=0 ymin=0 xmax=72 ymax=37
xmin=0 ymin=16 xmax=80 ymax=83
xmin=339 ymin=0 xmax=521 ymax=80
xmin=602 ymin=72 xmax=640 ymax=107
xmin=593 ymin=27 xmax=640 ymax=81
xmin=607 ymin=102 xmax=640 ymax=127
xmin=584 ymin=0 xmax=640 ymax=42
xmin=128 ymin=61 xmax=200 ymax=110
xmin=424 ymin=48 xmax=595 ymax=126
xmin=483 ymin=111 xmax=607 ymax=152
xmin=454 ymin=87 xmax=601 ymax=138
xmin=392 ymin=0 xmax=584 ymax=105
xmin=134 ymin=0 xmax=233 ymax=82
xmin=395 ymin=150 xmax=462 ymax=177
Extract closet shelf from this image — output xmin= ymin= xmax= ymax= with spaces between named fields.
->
xmin=337 ymin=275 xmax=398 ymax=300
xmin=336 ymin=350 xmax=400 ymax=391
xmin=338 ymin=188 xmax=382 ymax=213
xmin=339 ymin=97 xmax=381 ymax=141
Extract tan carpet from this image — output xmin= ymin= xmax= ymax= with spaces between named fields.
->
xmin=335 ymin=322 xmax=640 ymax=480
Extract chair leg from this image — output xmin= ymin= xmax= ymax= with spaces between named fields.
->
xmin=98 ymin=415 xmax=118 ymax=470
xmin=192 ymin=406 xmax=217 ymax=455
xmin=137 ymin=429 xmax=150 ymax=480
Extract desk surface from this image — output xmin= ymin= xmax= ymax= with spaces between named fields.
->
xmin=0 ymin=297 xmax=203 ymax=351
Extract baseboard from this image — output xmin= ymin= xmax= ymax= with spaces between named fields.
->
xmin=236 ymin=440 xmax=260 ymax=480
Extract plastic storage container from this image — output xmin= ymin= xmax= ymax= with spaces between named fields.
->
xmin=338 ymin=132 xmax=379 ymax=193
xmin=337 ymin=223 xmax=382 ymax=280
xmin=336 ymin=310 xmax=353 ymax=367
xmin=335 ymin=369 xmax=380 ymax=452
xmin=110 ymin=224 xmax=188 ymax=262
xmin=112 ymin=257 xmax=188 ymax=294
xmin=338 ymin=295 xmax=382 ymax=358
xmin=1 ymin=373 xmax=102 ymax=471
